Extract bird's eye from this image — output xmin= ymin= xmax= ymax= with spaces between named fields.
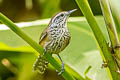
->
xmin=61 ymin=14 xmax=64 ymax=17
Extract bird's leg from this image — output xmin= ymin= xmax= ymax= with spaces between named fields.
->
xmin=43 ymin=48 xmax=47 ymax=55
xmin=57 ymin=54 xmax=64 ymax=75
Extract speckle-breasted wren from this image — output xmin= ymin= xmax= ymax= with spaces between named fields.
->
xmin=33 ymin=9 xmax=77 ymax=75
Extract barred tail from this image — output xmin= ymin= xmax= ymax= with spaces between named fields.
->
xmin=33 ymin=55 xmax=48 ymax=74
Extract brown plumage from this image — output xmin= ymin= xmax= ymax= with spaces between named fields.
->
xmin=33 ymin=9 xmax=77 ymax=75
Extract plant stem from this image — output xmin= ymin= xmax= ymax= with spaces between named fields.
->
xmin=0 ymin=13 xmax=76 ymax=80
xmin=99 ymin=0 xmax=119 ymax=50
xmin=109 ymin=0 xmax=120 ymax=41
xmin=99 ymin=0 xmax=120 ymax=69
xmin=75 ymin=0 xmax=120 ymax=80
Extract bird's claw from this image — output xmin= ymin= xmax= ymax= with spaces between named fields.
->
xmin=56 ymin=69 xmax=64 ymax=75
xmin=56 ymin=70 xmax=58 ymax=72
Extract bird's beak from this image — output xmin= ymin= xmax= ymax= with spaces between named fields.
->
xmin=67 ymin=9 xmax=77 ymax=15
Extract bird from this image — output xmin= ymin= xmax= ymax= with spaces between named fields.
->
xmin=33 ymin=9 xmax=77 ymax=75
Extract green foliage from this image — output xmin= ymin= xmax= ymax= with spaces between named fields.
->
xmin=0 ymin=0 xmax=120 ymax=80
xmin=0 ymin=0 xmax=102 ymax=22
xmin=40 ymin=0 xmax=61 ymax=18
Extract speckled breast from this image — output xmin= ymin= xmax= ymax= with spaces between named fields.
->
xmin=45 ymin=27 xmax=70 ymax=54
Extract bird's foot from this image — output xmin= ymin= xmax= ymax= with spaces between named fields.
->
xmin=58 ymin=68 xmax=64 ymax=75
xmin=56 ymin=68 xmax=64 ymax=75
xmin=56 ymin=55 xmax=65 ymax=75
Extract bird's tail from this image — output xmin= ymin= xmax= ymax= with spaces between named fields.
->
xmin=33 ymin=55 xmax=48 ymax=74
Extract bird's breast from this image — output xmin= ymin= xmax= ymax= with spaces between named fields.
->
xmin=50 ymin=28 xmax=70 ymax=40
xmin=46 ymin=27 xmax=70 ymax=54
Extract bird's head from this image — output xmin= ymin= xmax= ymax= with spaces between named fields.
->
xmin=50 ymin=9 xmax=77 ymax=27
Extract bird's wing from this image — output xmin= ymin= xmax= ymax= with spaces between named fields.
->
xmin=64 ymin=36 xmax=71 ymax=48
xmin=39 ymin=27 xmax=49 ymax=46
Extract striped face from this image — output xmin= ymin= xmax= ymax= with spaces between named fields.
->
xmin=50 ymin=12 xmax=69 ymax=28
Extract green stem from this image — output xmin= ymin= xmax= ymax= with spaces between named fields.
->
xmin=75 ymin=0 xmax=120 ymax=80
xmin=99 ymin=0 xmax=119 ymax=50
xmin=65 ymin=64 xmax=85 ymax=80
xmin=109 ymin=0 xmax=120 ymax=41
xmin=99 ymin=0 xmax=120 ymax=69
xmin=0 ymin=13 xmax=76 ymax=80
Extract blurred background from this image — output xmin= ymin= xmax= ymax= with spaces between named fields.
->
xmin=0 ymin=0 xmax=110 ymax=80
xmin=0 ymin=0 xmax=101 ymax=22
